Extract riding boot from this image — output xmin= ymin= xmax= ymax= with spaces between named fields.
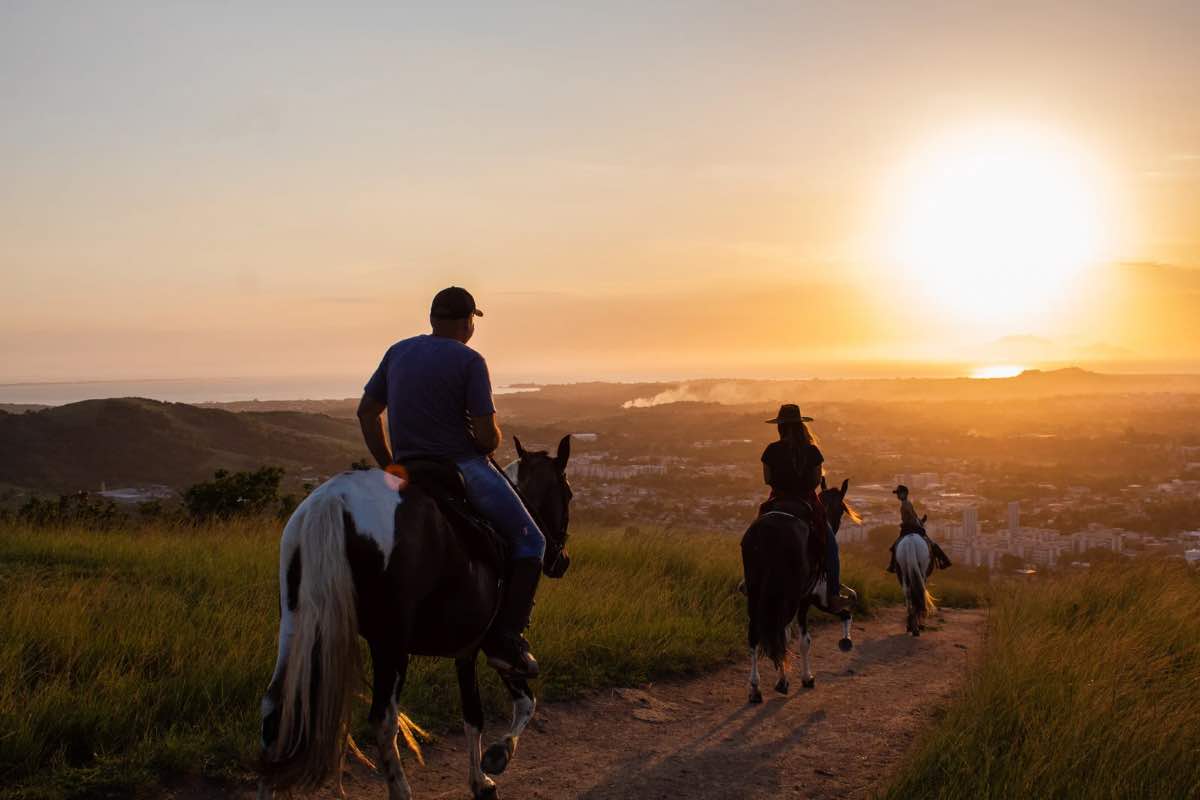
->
xmin=824 ymin=588 xmax=851 ymax=614
xmin=929 ymin=539 xmax=953 ymax=569
xmin=886 ymin=541 xmax=900 ymax=573
xmin=485 ymin=557 xmax=542 ymax=679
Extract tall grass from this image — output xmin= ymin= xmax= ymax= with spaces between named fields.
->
xmin=884 ymin=562 xmax=1200 ymax=799
xmin=1 ymin=521 xmax=750 ymax=798
xmin=0 ymin=519 xmax=984 ymax=798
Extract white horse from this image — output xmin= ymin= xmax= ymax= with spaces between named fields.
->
xmin=895 ymin=533 xmax=936 ymax=636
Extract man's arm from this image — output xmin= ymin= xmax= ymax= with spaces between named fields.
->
xmin=470 ymin=412 xmax=502 ymax=455
xmin=356 ymin=393 xmax=392 ymax=468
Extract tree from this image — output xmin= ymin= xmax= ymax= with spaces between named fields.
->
xmin=18 ymin=492 xmax=123 ymax=529
xmin=183 ymin=467 xmax=285 ymax=521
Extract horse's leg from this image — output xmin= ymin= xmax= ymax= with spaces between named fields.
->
xmin=837 ymin=585 xmax=855 ymax=652
xmin=774 ymin=614 xmax=792 ymax=695
xmin=800 ymin=607 xmax=816 ymax=689
xmin=257 ymin=550 xmax=300 ymax=800
xmin=257 ymin=666 xmax=283 ymax=800
xmin=369 ymin=643 xmax=412 ymax=800
xmin=481 ymin=673 xmax=536 ymax=776
xmin=456 ymin=654 xmax=497 ymax=800
xmin=747 ymin=618 xmax=763 ymax=704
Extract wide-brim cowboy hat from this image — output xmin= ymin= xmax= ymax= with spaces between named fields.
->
xmin=765 ymin=403 xmax=813 ymax=424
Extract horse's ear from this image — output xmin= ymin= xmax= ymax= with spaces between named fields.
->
xmin=840 ymin=478 xmax=849 ymax=495
xmin=820 ymin=475 xmax=828 ymax=491
xmin=514 ymin=436 xmax=528 ymax=460
xmin=554 ymin=434 xmax=571 ymax=472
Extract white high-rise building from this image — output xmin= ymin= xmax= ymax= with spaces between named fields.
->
xmin=1008 ymin=501 xmax=1021 ymax=532
xmin=963 ymin=507 xmax=979 ymax=539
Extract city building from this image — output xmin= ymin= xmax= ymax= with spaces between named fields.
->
xmin=962 ymin=507 xmax=979 ymax=539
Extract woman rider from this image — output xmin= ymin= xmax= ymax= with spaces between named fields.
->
xmin=759 ymin=404 xmax=849 ymax=613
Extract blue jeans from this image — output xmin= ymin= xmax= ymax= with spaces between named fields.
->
xmin=455 ymin=456 xmax=546 ymax=561
xmin=826 ymin=523 xmax=840 ymax=598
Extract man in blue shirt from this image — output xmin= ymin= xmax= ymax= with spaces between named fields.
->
xmin=357 ymin=286 xmax=547 ymax=678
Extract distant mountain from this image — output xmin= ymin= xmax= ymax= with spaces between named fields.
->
xmin=0 ymin=398 xmax=367 ymax=495
xmin=0 ymin=404 xmax=49 ymax=414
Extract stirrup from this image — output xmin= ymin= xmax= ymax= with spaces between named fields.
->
xmin=486 ymin=634 xmax=539 ymax=678
xmin=486 ymin=651 xmax=539 ymax=679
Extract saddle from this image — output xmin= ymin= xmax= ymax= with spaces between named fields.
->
xmin=755 ymin=498 xmax=827 ymax=571
xmin=398 ymin=458 xmax=509 ymax=571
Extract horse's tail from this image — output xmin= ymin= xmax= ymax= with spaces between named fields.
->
xmin=750 ymin=576 xmax=792 ymax=673
xmin=261 ymin=488 xmax=361 ymax=793
xmin=899 ymin=538 xmax=936 ymax=630
xmin=744 ymin=521 xmax=801 ymax=673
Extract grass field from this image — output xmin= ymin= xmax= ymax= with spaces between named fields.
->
xmin=0 ymin=518 xmax=985 ymax=799
xmin=884 ymin=561 xmax=1200 ymax=799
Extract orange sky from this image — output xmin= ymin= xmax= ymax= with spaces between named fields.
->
xmin=2 ymin=3 xmax=1198 ymax=384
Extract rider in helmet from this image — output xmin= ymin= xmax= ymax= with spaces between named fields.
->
xmin=356 ymin=286 xmax=546 ymax=679
xmin=886 ymin=484 xmax=952 ymax=573
xmin=759 ymin=404 xmax=849 ymax=614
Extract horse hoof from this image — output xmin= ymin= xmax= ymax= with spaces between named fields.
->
xmin=838 ymin=637 xmax=853 ymax=652
xmin=774 ymin=678 xmax=789 ymax=695
xmin=801 ymin=677 xmax=816 ymax=689
xmin=475 ymin=785 xmax=499 ymax=800
xmin=749 ymin=687 xmax=763 ymax=704
xmin=481 ymin=742 xmax=511 ymax=776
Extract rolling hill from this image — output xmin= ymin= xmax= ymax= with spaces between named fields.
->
xmin=0 ymin=398 xmax=367 ymax=495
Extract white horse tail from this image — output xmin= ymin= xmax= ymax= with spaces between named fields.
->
xmin=263 ymin=487 xmax=361 ymax=792
xmin=897 ymin=535 xmax=936 ymax=635
xmin=906 ymin=560 xmax=935 ymax=629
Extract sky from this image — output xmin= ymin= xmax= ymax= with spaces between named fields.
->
xmin=2 ymin=1 xmax=1198 ymax=388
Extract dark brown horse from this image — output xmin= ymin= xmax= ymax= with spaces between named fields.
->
xmin=257 ymin=435 xmax=572 ymax=800
xmin=741 ymin=478 xmax=859 ymax=703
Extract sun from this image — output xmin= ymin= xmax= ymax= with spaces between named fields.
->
xmin=883 ymin=124 xmax=1112 ymax=324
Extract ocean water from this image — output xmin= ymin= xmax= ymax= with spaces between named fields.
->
xmin=0 ymin=376 xmax=538 ymax=406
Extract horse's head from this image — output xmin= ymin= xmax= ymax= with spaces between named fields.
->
xmin=512 ymin=434 xmax=573 ymax=578
xmin=820 ymin=476 xmax=862 ymax=535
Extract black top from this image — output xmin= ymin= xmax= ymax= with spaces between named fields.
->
xmin=761 ymin=440 xmax=824 ymax=497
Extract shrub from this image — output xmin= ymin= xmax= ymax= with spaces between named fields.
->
xmin=16 ymin=492 xmax=123 ymax=529
xmin=183 ymin=467 xmax=284 ymax=521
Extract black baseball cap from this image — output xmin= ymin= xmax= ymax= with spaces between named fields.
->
xmin=430 ymin=287 xmax=483 ymax=319
xmin=893 ymin=485 xmax=909 ymax=496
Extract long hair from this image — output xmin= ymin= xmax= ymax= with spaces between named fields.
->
xmin=778 ymin=420 xmax=818 ymax=446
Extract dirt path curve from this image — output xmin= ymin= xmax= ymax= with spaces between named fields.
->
xmin=330 ymin=606 xmax=985 ymax=800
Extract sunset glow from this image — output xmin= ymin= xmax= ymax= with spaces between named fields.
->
xmin=886 ymin=125 xmax=1112 ymax=327
xmin=970 ymin=364 xmax=1026 ymax=379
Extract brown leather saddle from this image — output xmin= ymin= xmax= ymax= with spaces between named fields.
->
xmin=398 ymin=457 xmax=508 ymax=570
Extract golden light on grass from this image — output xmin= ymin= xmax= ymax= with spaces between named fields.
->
xmin=883 ymin=123 xmax=1114 ymax=327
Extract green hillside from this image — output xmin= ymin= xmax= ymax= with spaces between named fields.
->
xmin=0 ymin=398 xmax=367 ymax=494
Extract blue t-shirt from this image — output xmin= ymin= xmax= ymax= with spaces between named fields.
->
xmin=363 ymin=335 xmax=496 ymax=461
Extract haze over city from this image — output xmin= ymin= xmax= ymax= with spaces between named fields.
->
xmin=3 ymin=1 xmax=1199 ymax=393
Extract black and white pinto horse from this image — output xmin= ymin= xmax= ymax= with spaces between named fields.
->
xmin=741 ymin=478 xmax=861 ymax=703
xmin=258 ymin=436 xmax=572 ymax=800
xmin=895 ymin=532 xmax=936 ymax=636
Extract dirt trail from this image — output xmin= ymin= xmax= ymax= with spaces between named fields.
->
xmin=311 ymin=606 xmax=985 ymax=800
